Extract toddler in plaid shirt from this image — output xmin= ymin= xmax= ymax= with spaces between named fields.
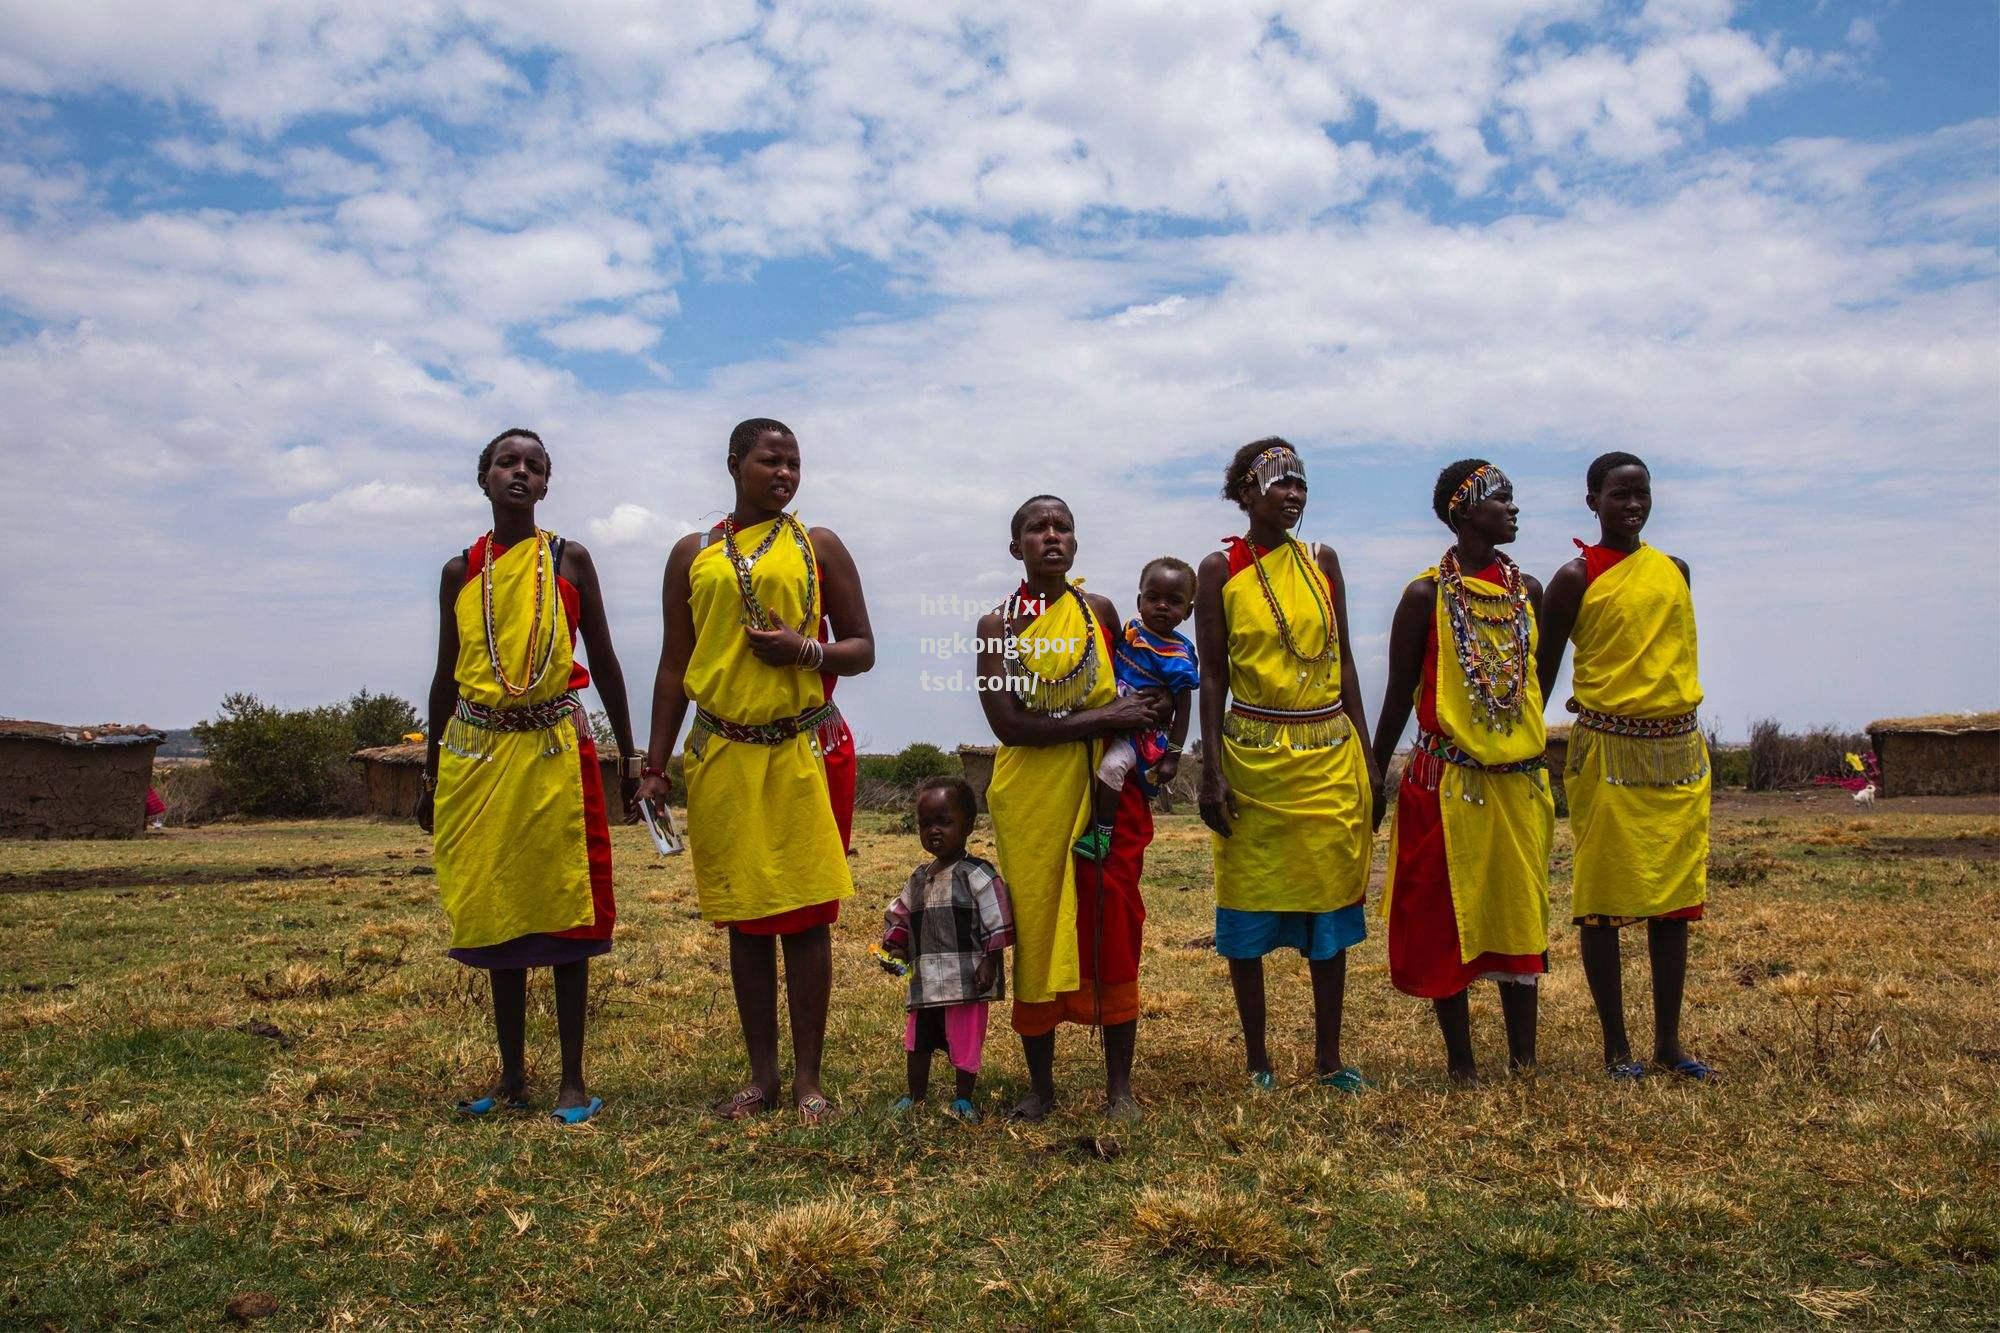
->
xmin=881 ymin=775 xmax=1014 ymax=1123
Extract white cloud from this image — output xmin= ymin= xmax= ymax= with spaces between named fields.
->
xmin=586 ymin=503 xmax=691 ymax=546
xmin=0 ymin=3 xmax=1990 ymax=743
xmin=287 ymin=481 xmax=480 ymax=525
xmin=540 ymin=312 xmax=663 ymax=354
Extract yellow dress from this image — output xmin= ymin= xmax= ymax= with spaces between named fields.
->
xmin=1211 ymin=540 xmax=1372 ymax=935
xmin=1382 ymin=563 xmax=1553 ymax=968
xmin=986 ymin=586 xmax=1117 ymax=1006
xmin=1565 ymin=543 xmax=1709 ymax=921
xmin=434 ymin=534 xmax=595 ymax=950
xmin=681 ymin=516 xmax=853 ymax=924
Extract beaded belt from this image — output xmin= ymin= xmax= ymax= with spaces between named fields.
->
xmin=1567 ymin=700 xmax=1699 ymax=738
xmin=1222 ymin=700 xmax=1350 ymax=751
xmin=1564 ymin=700 xmax=1708 ymax=787
xmin=442 ymin=691 xmax=580 ymax=762
xmin=1405 ymin=727 xmax=1545 ymax=799
xmin=688 ymin=701 xmax=843 ymax=758
xmin=453 ymin=692 xmax=581 ymax=732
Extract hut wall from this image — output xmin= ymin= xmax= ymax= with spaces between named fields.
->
xmin=0 ymin=738 xmax=160 ymax=839
xmin=957 ymin=746 xmax=995 ymax=812
xmin=1872 ymin=730 xmax=2000 ymax=798
xmin=1544 ymin=734 xmax=1570 ymax=805
xmin=360 ymin=763 xmax=426 ymax=817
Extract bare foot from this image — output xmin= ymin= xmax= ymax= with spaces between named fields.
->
xmin=1448 ymin=1065 xmax=1481 ymax=1088
xmin=554 ymin=1081 xmax=591 ymax=1113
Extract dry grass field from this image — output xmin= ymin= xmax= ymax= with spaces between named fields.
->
xmin=2 ymin=794 xmax=1996 ymax=1328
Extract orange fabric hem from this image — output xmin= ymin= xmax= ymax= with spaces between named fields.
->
xmin=1010 ymin=980 xmax=1140 ymax=1036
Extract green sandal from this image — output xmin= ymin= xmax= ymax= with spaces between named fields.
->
xmin=1248 ymin=1070 xmax=1278 ymax=1091
xmin=1318 ymin=1067 xmax=1373 ymax=1094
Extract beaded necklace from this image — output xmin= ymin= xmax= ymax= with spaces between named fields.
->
xmin=721 ymin=512 xmax=819 ymax=637
xmin=1004 ymin=581 xmax=1099 ymax=716
xmin=1438 ymin=546 xmax=1531 ymax=732
xmin=1248 ymin=537 xmax=1339 ymax=685
xmin=479 ymin=530 xmax=560 ymax=699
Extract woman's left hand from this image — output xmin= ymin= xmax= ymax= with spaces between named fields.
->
xmin=745 ymin=624 xmax=807 ymax=666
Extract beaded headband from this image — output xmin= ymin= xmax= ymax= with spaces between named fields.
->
xmin=1448 ymin=464 xmax=1509 ymax=523
xmin=1248 ymin=446 xmax=1306 ymax=495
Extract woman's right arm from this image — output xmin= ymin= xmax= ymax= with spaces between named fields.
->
xmin=417 ymin=556 xmax=465 ymax=832
xmin=636 ymin=534 xmax=701 ymax=805
xmin=1369 ymin=579 xmax=1434 ymax=827
xmin=973 ymin=610 xmax=1161 ymax=747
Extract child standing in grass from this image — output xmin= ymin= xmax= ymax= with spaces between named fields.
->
xmin=882 ymin=775 xmax=1014 ymax=1122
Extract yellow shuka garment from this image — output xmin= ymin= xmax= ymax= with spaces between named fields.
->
xmin=434 ymin=535 xmax=593 ymax=949
xmin=681 ymin=515 xmax=853 ymax=924
xmin=987 ymin=586 xmax=1116 ymax=1005
xmin=1566 ymin=543 xmax=1709 ymax=919
xmin=1211 ymin=541 xmax=1372 ymax=915
xmin=1382 ymin=564 xmax=1553 ymax=964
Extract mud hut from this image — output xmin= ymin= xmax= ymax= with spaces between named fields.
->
xmin=1544 ymin=723 xmax=1571 ymax=806
xmin=0 ymin=719 xmax=166 ymax=839
xmin=352 ymin=742 xmax=428 ymax=817
xmin=956 ymin=744 xmax=996 ymax=812
xmin=353 ymin=741 xmax=629 ymax=817
xmin=1866 ymin=712 xmax=2000 ymax=798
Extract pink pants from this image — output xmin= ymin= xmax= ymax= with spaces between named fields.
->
xmin=904 ymin=1002 xmax=990 ymax=1074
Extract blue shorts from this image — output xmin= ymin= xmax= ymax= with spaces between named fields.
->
xmin=1214 ymin=903 xmax=1366 ymax=961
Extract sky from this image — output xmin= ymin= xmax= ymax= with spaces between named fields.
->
xmin=1 ymin=0 xmax=1995 ymax=751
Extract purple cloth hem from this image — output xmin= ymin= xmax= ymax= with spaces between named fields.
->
xmin=448 ymin=933 xmax=612 ymax=970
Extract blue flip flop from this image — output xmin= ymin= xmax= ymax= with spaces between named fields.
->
xmin=1605 ymin=1060 xmax=1647 ymax=1082
xmin=946 ymin=1097 xmax=982 ymax=1124
xmin=1249 ymin=1070 xmax=1278 ymax=1091
xmin=456 ymin=1095 xmax=531 ymax=1116
xmin=549 ymin=1097 xmax=604 ymax=1125
xmin=1662 ymin=1057 xmax=1715 ymax=1081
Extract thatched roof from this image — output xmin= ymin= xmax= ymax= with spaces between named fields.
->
xmin=1867 ymin=711 xmax=2000 ymax=736
xmin=0 ymin=718 xmax=165 ymax=748
xmin=1546 ymin=722 xmax=1572 ymax=741
xmin=956 ymin=744 xmax=997 ymax=757
xmin=353 ymin=742 xmax=427 ymax=766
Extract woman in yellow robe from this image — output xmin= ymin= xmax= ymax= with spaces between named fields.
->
xmin=1538 ymin=451 xmax=1713 ymax=1082
xmin=975 ymin=495 xmax=1169 ymax=1121
xmin=637 ymin=419 xmax=873 ymax=1124
xmin=1372 ymin=460 xmax=1553 ymax=1084
xmin=418 ymin=428 xmax=641 ymax=1125
xmin=1196 ymin=439 xmax=1379 ymax=1093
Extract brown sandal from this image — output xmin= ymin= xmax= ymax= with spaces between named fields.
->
xmin=713 ymin=1086 xmax=772 ymax=1120
xmin=796 ymin=1094 xmax=840 ymax=1126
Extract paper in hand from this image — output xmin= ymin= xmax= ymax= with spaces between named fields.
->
xmin=640 ymin=797 xmax=684 ymax=856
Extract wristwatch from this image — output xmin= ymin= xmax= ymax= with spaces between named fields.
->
xmin=622 ymin=754 xmax=647 ymax=780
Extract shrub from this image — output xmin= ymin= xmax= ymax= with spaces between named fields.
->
xmin=154 ymin=762 xmax=228 ymax=825
xmin=1747 ymin=719 xmax=1868 ymax=791
xmin=1708 ymin=731 xmax=1751 ymax=789
xmin=193 ymin=693 xmax=365 ymax=817
xmin=888 ymin=742 xmax=956 ymax=788
xmin=854 ymin=743 xmax=962 ymax=811
xmin=347 ymin=689 xmax=420 ymax=749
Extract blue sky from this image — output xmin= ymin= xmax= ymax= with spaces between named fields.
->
xmin=1 ymin=0 xmax=1994 ymax=748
